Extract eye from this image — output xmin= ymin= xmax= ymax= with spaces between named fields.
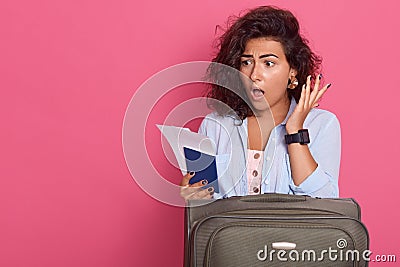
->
xmin=265 ymin=61 xmax=275 ymax=67
xmin=241 ymin=59 xmax=252 ymax=66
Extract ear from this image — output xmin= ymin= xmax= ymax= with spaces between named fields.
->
xmin=287 ymin=68 xmax=299 ymax=90
xmin=289 ymin=68 xmax=298 ymax=78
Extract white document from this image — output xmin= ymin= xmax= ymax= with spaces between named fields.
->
xmin=156 ymin=124 xmax=216 ymax=175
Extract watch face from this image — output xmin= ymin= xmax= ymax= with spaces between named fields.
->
xmin=285 ymin=129 xmax=310 ymax=145
xmin=299 ymin=130 xmax=310 ymax=144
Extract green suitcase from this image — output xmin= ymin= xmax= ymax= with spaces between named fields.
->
xmin=184 ymin=193 xmax=369 ymax=267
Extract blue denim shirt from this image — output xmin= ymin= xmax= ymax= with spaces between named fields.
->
xmin=198 ymin=98 xmax=341 ymax=198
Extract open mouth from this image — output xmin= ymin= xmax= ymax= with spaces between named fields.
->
xmin=252 ymin=87 xmax=265 ymax=96
xmin=250 ymin=87 xmax=265 ymax=99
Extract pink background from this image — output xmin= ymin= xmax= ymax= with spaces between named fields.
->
xmin=1 ymin=0 xmax=399 ymax=266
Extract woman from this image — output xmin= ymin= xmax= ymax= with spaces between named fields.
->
xmin=180 ymin=6 xmax=340 ymax=200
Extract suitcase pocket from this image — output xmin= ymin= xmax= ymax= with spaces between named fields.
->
xmin=200 ymin=219 xmax=365 ymax=267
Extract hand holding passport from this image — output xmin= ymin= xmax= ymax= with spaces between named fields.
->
xmin=157 ymin=125 xmax=219 ymax=193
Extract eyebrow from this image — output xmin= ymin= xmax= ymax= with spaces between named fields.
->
xmin=241 ymin=53 xmax=279 ymax=59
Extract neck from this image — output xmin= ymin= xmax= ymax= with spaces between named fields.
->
xmin=252 ymin=97 xmax=291 ymax=126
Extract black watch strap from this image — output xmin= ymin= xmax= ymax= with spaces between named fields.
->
xmin=285 ymin=129 xmax=310 ymax=145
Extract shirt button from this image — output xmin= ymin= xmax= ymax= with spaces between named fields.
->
xmin=254 ymin=153 xmax=260 ymax=159
xmin=266 ymin=156 xmax=271 ymax=161
xmin=252 ymin=170 xmax=258 ymax=177
xmin=253 ymin=187 xmax=260 ymax=193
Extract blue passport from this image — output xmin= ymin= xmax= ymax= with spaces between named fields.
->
xmin=184 ymin=147 xmax=219 ymax=193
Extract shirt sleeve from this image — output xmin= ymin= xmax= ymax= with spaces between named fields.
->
xmin=289 ymin=114 xmax=341 ymax=198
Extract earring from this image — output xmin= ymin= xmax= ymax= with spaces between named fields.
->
xmin=287 ymin=77 xmax=299 ymax=89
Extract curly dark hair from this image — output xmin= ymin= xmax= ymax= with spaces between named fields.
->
xmin=206 ymin=6 xmax=322 ymax=120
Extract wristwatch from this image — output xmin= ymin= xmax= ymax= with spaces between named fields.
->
xmin=285 ymin=129 xmax=310 ymax=145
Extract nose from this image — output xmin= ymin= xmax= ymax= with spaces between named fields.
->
xmin=250 ymin=62 xmax=262 ymax=82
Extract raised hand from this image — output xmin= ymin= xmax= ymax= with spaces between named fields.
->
xmin=286 ymin=74 xmax=331 ymax=134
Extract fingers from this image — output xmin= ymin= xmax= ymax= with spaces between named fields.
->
xmin=180 ymin=172 xmax=197 ymax=199
xmin=314 ymin=83 xmax=331 ymax=103
xmin=301 ymin=73 xmax=331 ymax=108
xmin=180 ymin=171 xmax=195 ymax=186
xmin=191 ymin=179 xmax=208 ymax=188
xmin=298 ymin=84 xmax=306 ymax=108
xmin=304 ymin=75 xmax=311 ymax=107
xmin=181 ymin=186 xmax=214 ymax=200
xmin=180 ymin=185 xmax=200 ymax=199
xmin=180 ymin=172 xmax=213 ymax=200
xmin=180 ymin=172 xmax=208 ymax=188
xmin=310 ymin=74 xmax=321 ymax=103
xmin=187 ymin=187 xmax=214 ymax=200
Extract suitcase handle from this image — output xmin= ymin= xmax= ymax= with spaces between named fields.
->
xmin=239 ymin=193 xmax=307 ymax=203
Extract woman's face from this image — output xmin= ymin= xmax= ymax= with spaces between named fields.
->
xmin=239 ymin=37 xmax=297 ymax=114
